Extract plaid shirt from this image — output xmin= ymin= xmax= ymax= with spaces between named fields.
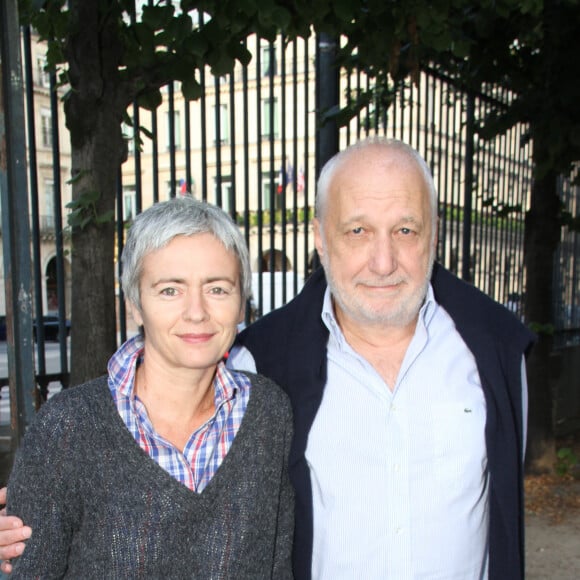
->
xmin=107 ymin=335 xmax=251 ymax=492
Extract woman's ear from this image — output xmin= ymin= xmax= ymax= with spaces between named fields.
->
xmin=127 ymin=300 xmax=143 ymax=327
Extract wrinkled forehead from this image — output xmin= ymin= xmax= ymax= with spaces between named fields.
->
xmin=327 ymin=150 xmax=431 ymax=211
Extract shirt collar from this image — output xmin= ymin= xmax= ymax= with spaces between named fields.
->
xmin=107 ymin=334 xmax=239 ymax=406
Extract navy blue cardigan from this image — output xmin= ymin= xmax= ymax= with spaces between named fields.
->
xmin=236 ymin=264 xmax=535 ymax=580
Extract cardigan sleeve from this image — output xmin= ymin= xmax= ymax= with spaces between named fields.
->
xmin=7 ymin=396 xmax=79 ymax=577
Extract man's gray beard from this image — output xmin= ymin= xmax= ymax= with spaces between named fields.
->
xmin=323 ymin=256 xmax=435 ymax=329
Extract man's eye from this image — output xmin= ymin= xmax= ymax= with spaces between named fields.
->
xmin=400 ymin=227 xmax=412 ymax=235
xmin=351 ymin=226 xmax=364 ymax=235
xmin=209 ymin=286 xmax=228 ymax=295
xmin=160 ymin=287 xmax=178 ymax=296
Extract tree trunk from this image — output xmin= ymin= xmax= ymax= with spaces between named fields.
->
xmin=524 ymin=137 xmax=561 ymax=474
xmin=68 ymin=127 xmax=120 ymax=385
xmin=64 ymin=0 xmax=129 ymax=385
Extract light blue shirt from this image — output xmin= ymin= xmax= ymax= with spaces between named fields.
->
xmin=228 ymin=284 xmax=528 ymax=579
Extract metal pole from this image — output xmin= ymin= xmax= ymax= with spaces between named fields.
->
xmin=315 ymin=33 xmax=340 ymax=178
xmin=0 ymin=0 xmax=37 ymax=450
xmin=461 ymin=92 xmax=475 ymax=282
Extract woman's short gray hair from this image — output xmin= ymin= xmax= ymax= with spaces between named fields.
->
xmin=121 ymin=196 xmax=251 ymax=308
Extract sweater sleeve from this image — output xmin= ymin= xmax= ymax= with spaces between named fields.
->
xmin=7 ymin=395 xmax=80 ymax=577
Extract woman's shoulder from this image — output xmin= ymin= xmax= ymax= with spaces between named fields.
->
xmin=240 ymin=371 xmax=292 ymax=416
xmin=32 ymin=376 xmax=110 ymax=424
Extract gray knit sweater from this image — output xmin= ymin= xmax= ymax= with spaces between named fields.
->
xmin=7 ymin=372 xmax=294 ymax=579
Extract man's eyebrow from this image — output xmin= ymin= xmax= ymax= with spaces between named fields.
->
xmin=150 ymin=277 xmax=185 ymax=287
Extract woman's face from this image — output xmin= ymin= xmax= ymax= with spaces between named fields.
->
xmin=129 ymin=233 xmax=244 ymax=378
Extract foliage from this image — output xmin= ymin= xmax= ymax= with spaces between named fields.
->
xmin=66 ymin=190 xmax=115 ymax=230
xmin=555 ymin=447 xmax=579 ymax=477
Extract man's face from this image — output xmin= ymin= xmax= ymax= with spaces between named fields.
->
xmin=314 ymin=146 xmax=436 ymax=331
xmin=129 ymin=233 xmax=244 ymax=379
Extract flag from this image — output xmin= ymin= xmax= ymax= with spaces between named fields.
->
xmin=277 ymin=166 xmax=284 ymax=194
xmin=286 ymin=163 xmax=294 ymax=189
xmin=297 ymin=167 xmax=305 ymax=192
xmin=179 ymin=178 xmax=188 ymax=195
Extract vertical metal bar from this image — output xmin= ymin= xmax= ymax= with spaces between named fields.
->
xmin=315 ymin=33 xmax=339 ymax=178
xmin=47 ymin=69 xmax=68 ymax=378
xmin=267 ymin=41 xmax=276 ymax=309
xmin=214 ymin=75 xmax=222 ymax=207
xmin=255 ymin=36 xmax=264 ymax=312
xmin=228 ymin=72 xmax=236 ymax=219
xmin=151 ymin=107 xmax=159 ymax=204
xmin=461 ymin=92 xmax=475 ymax=282
xmin=280 ymin=35 xmax=288 ymax=305
xmin=291 ymin=39 xmax=299 ymax=295
xmin=116 ymin=170 xmax=126 ymax=344
xmin=168 ymin=82 xmax=176 ymax=198
xmin=241 ymin=46 xmax=251 ymax=324
xmin=200 ymin=65 xmax=208 ymax=202
xmin=132 ymin=104 xmax=142 ymax=213
xmin=0 ymin=0 xmax=37 ymax=445
xmin=184 ymin=96 xmax=192 ymax=195
xmin=302 ymin=39 xmax=310 ymax=276
xmin=22 ymin=25 xmax=46 ymax=379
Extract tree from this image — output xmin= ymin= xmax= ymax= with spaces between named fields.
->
xmin=18 ymin=0 xmax=422 ymax=386
xmin=21 ymin=0 xmax=580 ymax=472
xmin=19 ymin=0 xmax=320 ymax=385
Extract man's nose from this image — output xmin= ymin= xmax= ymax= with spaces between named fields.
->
xmin=369 ymin=236 xmax=396 ymax=275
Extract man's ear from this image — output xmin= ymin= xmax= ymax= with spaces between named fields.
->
xmin=313 ymin=217 xmax=324 ymax=259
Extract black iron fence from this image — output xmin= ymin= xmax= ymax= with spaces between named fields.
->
xmin=1 ymin=25 xmax=579 ymax=407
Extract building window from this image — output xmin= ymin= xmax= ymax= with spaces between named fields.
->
xmin=165 ymin=110 xmax=181 ymax=150
xmin=123 ymin=187 xmax=136 ymax=221
xmin=214 ymin=175 xmax=233 ymax=213
xmin=43 ymin=180 xmax=54 ymax=230
xmin=261 ymin=98 xmax=279 ymax=138
xmin=260 ymin=171 xmax=283 ymax=211
xmin=122 ymin=122 xmax=135 ymax=155
xmin=40 ymin=108 xmax=52 ymax=147
xmin=36 ymin=56 xmax=50 ymax=88
xmin=213 ymin=104 xmax=230 ymax=145
xmin=261 ymin=44 xmax=277 ymax=77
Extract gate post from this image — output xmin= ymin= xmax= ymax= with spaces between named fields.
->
xmin=315 ymin=33 xmax=340 ymax=177
xmin=0 ymin=0 xmax=37 ymax=466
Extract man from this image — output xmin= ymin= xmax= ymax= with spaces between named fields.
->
xmin=0 ymin=138 xmax=534 ymax=578
xmin=231 ymin=138 xmax=534 ymax=579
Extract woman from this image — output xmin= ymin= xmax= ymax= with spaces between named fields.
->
xmin=6 ymin=196 xmax=294 ymax=578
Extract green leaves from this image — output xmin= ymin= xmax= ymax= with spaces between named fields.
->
xmin=66 ymin=190 xmax=114 ymax=230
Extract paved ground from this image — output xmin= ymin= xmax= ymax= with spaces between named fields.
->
xmin=526 ymin=511 xmax=580 ymax=579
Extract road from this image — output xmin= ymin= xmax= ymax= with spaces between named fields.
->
xmin=0 ymin=341 xmax=68 ymax=426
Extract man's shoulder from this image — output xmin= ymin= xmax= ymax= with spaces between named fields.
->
xmin=239 ymin=267 xmax=327 ymax=340
xmin=431 ymin=263 xmax=535 ymax=347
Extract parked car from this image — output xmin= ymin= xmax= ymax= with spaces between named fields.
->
xmin=34 ymin=313 xmax=71 ymax=342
